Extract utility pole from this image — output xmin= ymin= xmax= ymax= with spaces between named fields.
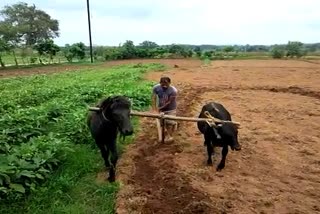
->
xmin=86 ymin=0 xmax=93 ymax=63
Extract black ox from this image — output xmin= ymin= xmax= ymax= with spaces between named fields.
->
xmin=197 ymin=102 xmax=241 ymax=171
xmin=87 ymin=95 xmax=133 ymax=182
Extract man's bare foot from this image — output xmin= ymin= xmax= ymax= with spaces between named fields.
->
xmin=165 ymin=136 xmax=174 ymax=143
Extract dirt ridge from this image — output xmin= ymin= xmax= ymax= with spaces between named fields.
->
xmin=187 ymin=85 xmax=320 ymax=100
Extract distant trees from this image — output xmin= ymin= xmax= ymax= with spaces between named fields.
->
xmin=103 ymin=41 xmax=194 ymax=61
xmin=286 ymin=41 xmax=305 ymax=58
xmin=271 ymin=41 xmax=307 ymax=59
xmin=271 ymin=45 xmax=285 ymax=59
xmin=34 ymin=39 xmax=60 ymax=64
xmin=0 ymin=38 xmax=10 ymax=67
xmin=194 ymin=47 xmax=201 ymax=57
xmin=0 ymin=2 xmax=59 ymax=46
xmin=0 ymin=1 xmax=60 ymax=66
xmin=63 ymin=42 xmax=86 ymax=62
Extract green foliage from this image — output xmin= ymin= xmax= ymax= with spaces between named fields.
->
xmin=286 ymin=41 xmax=305 ymax=58
xmin=0 ymin=63 xmax=164 ymax=200
xmin=223 ymin=46 xmax=234 ymax=53
xmin=0 ymin=143 xmax=120 ymax=214
xmin=121 ymin=40 xmax=137 ymax=59
xmin=168 ymin=44 xmax=191 ymax=58
xmin=63 ymin=42 xmax=86 ymax=62
xmin=271 ymin=46 xmax=285 ymax=59
xmin=0 ymin=2 xmax=59 ymax=46
xmin=194 ymin=47 xmax=201 ymax=57
xmin=34 ymin=39 xmax=60 ymax=63
xmin=138 ymin=40 xmax=159 ymax=49
xmin=104 ymin=47 xmax=123 ymax=60
xmin=202 ymin=51 xmax=213 ymax=59
xmin=104 ymin=41 xmax=194 ymax=61
xmin=0 ymin=38 xmax=10 ymax=67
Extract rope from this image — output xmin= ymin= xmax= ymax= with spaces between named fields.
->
xmin=203 ymin=111 xmax=219 ymax=128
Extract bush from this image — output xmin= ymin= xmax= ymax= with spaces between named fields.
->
xmin=271 ymin=47 xmax=285 ymax=59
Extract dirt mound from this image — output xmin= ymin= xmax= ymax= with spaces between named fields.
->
xmin=268 ymin=86 xmax=320 ymax=99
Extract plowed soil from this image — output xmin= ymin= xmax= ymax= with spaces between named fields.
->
xmin=115 ymin=59 xmax=320 ymax=214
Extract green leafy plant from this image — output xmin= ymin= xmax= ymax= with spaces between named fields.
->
xmin=0 ymin=63 xmax=166 ymax=201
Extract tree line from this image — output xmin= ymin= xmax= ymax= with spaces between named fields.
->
xmin=1 ymin=2 xmax=319 ymax=67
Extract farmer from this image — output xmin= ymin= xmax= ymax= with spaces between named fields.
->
xmin=151 ymin=76 xmax=178 ymax=142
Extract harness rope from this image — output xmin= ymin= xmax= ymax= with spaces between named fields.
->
xmin=203 ymin=111 xmax=219 ymax=128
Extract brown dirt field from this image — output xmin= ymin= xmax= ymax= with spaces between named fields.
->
xmin=115 ymin=59 xmax=320 ymax=214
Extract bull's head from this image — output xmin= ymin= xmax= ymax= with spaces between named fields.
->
xmin=214 ymin=122 xmax=241 ymax=151
xmin=100 ymin=96 xmax=133 ymax=136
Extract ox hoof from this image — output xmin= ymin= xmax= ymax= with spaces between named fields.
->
xmin=216 ymin=164 xmax=225 ymax=171
xmin=108 ymin=176 xmax=115 ymax=183
xmin=207 ymin=160 xmax=213 ymax=166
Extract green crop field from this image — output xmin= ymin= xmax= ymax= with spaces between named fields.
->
xmin=0 ymin=62 xmax=165 ymax=213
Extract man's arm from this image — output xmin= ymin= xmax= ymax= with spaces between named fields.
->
xmin=158 ymin=90 xmax=177 ymax=110
xmin=151 ymin=86 xmax=158 ymax=112
xmin=151 ymin=93 xmax=158 ymax=112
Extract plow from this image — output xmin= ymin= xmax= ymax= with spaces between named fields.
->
xmin=89 ymin=107 xmax=240 ymax=143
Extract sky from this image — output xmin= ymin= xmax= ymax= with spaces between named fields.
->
xmin=1 ymin=0 xmax=320 ymax=46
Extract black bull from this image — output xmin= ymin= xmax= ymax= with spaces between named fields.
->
xmin=197 ymin=102 xmax=241 ymax=171
xmin=87 ymin=96 xmax=133 ymax=182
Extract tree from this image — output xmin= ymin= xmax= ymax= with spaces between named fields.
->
xmin=194 ymin=46 xmax=201 ymax=57
xmin=203 ymin=51 xmax=212 ymax=58
xmin=104 ymin=47 xmax=123 ymax=60
xmin=0 ymin=38 xmax=10 ymax=67
xmin=271 ymin=46 xmax=285 ymax=59
xmin=223 ymin=46 xmax=234 ymax=53
xmin=286 ymin=41 xmax=304 ymax=58
xmin=93 ymin=46 xmax=106 ymax=60
xmin=0 ymin=2 xmax=59 ymax=46
xmin=0 ymin=21 xmax=21 ymax=66
xmin=168 ymin=44 xmax=190 ymax=58
xmin=138 ymin=40 xmax=158 ymax=49
xmin=121 ymin=40 xmax=136 ymax=59
xmin=63 ymin=42 xmax=86 ymax=62
xmin=34 ymin=39 xmax=60 ymax=64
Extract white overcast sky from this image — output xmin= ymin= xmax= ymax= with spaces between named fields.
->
xmin=1 ymin=0 xmax=320 ymax=46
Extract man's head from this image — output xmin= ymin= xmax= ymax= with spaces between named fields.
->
xmin=160 ymin=76 xmax=171 ymax=89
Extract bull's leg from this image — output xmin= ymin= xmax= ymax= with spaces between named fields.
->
xmin=108 ymin=140 xmax=118 ymax=182
xmin=205 ymin=133 xmax=214 ymax=165
xmin=217 ymin=146 xmax=228 ymax=171
xmin=97 ymin=142 xmax=110 ymax=168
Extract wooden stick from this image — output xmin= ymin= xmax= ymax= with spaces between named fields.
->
xmin=161 ymin=119 xmax=165 ymax=143
xmin=130 ymin=111 xmax=240 ymax=126
xmin=156 ymin=118 xmax=163 ymax=143
xmin=88 ymin=107 xmax=240 ymax=126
